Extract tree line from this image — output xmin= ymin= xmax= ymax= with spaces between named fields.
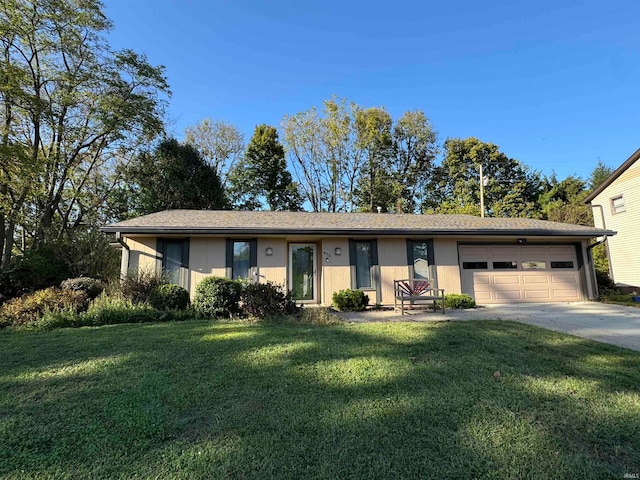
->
xmin=0 ymin=0 xmax=613 ymax=282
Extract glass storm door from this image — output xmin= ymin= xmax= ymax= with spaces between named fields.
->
xmin=289 ymin=244 xmax=316 ymax=302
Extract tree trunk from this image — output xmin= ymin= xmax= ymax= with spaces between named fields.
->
xmin=1 ymin=219 xmax=15 ymax=269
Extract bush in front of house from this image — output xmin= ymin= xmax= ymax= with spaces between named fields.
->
xmin=121 ymin=268 xmax=168 ymax=304
xmin=0 ymin=287 xmax=88 ymax=327
xmin=61 ymin=277 xmax=105 ymax=299
xmin=193 ymin=277 xmax=243 ymax=318
xmin=444 ymin=294 xmax=476 ymax=309
xmin=332 ymin=289 xmax=370 ymax=311
xmin=241 ymin=282 xmax=299 ymax=318
xmin=149 ymin=284 xmax=190 ymax=311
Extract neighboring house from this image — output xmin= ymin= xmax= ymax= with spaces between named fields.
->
xmin=101 ymin=210 xmax=613 ymax=305
xmin=585 ymin=147 xmax=640 ymax=289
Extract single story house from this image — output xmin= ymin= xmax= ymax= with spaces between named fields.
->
xmin=584 ymin=147 xmax=640 ymax=289
xmin=101 ymin=210 xmax=614 ymax=305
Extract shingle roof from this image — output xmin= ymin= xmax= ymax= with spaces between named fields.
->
xmin=101 ymin=210 xmax=615 ymax=238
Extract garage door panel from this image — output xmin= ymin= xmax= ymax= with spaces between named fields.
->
xmin=522 ymin=275 xmax=550 ymax=284
xmin=493 ymin=275 xmax=520 ymax=285
xmin=551 ymin=274 xmax=578 ymax=284
xmin=474 ymin=291 xmax=494 ymax=301
xmin=460 ymin=244 xmax=582 ymax=304
xmin=495 ymin=290 xmax=523 ymax=300
xmin=553 ymin=289 xmax=579 ymax=300
xmin=524 ymin=290 xmax=552 ymax=300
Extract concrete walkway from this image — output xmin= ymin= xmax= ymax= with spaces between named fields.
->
xmin=339 ymin=302 xmax=640 ymax=351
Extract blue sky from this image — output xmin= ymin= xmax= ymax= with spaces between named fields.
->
xmin=104 ymin=0 xmax=640 ymax=180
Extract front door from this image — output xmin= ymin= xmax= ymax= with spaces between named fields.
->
xmin=289 ymin=243 xmax=317 ymax=302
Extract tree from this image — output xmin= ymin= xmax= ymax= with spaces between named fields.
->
xmin=353 ymin=106 xmax=393 ymax=212
xmin=0 ymin=0 xmax=169 ymax=268
xmin=184 ymin=119 xmax=245 ymax=184
xmin=538 ymin=174 xmax=592 ymax=225
xmin=127 ymin=139 xmax=228 ymax=214
xmin=228 ymin=125 xmax=301 ymax=211
xmin=588 ymin=159 xmax=614 ymax=191
xmin=427 ymin=138 xmax=541 ymax=217
xmin=390 ymin=110 xmax=438 ymax=212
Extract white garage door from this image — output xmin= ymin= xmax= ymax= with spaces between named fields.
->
xmin=459 ymin=245 xmax=582 ymax=304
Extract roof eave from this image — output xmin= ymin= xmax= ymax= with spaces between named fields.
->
xmin=584 ymin=147 xmax=640 ymax=204
xmin=100 ymin=225 xmax=615 ymax=238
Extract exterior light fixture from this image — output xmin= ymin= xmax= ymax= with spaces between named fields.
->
xmin=517 ymin=238 xmax=527 ymax=245
xmin=334 ymin=247 xmax=342 ymax=256
xmin=265 ymin=247 xmax=273 ymax=256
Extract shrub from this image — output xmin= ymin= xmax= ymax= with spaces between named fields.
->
xmin=83 ymin=294 xmax=158 ymax=326
xmin=241 ymin=282 xmax=299 ymax=318
xmin=121 ymin=268 xmax=167 ymax=304
xmin=0 ymin=287 xmax=88 ymax=327
xmin=193 ymin=277 xmax=242 ymax=318
xmin=331 ymin=289 xmax=369 ymax=311
xmin=61 ymin=277 xmax=105 ymax=299
xmin=444 ymin=294 xmax=476 ymax=309
xmin=149 ymin=284 xmax=190 ymax=311
xmin=0 ymin=248 xmax=71 ymax=302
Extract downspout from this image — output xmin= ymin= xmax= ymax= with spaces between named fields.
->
xmin=586 ymin=232 xmax=611 ymax=300
xmin=115 ymin=232 xmax=130 ymax=277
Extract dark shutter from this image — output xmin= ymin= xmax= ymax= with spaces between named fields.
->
xmin=249 ymin=239 xmax=258 ymax=268
xmin=181 ymin=238 xmax=190 ymax=268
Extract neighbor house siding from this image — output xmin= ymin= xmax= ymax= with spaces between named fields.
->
xmin=591 ymin=158 xmax=640 ymax=287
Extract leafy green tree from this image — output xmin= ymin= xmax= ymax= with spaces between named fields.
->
xmin=588 ymin=159 xmax=614 ymax=191
xmin=538 ymin=174 xmax=592 ymax=225
xmin=354 ymin=107 xmax=394 ymax=212
xmin=427 ymin=138 xmax=541 ymax=217
xmin=229 ymin=125 xmax=301 ymax=211
xmin=127 ymin=139 xmax=228 ymax=214
xmin=282 ymin=97 xmax=358 ymax=212
xmin=0 ymin=0 xmax=169 ymax=268
xmin=184 ymin=119 xmax=245 ymax=184
xmin=391 ymin=110 xmax=438 ymax=212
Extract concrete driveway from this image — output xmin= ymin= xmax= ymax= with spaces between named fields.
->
xmin=341 ymin=302 xmax=640 ymax=351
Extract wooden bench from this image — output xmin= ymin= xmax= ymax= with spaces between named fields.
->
xmin=394 ymin=278 xmax=445 ymax=314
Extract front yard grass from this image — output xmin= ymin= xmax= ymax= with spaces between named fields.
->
xmin=1 ymin=320 xmax=639 ymax=479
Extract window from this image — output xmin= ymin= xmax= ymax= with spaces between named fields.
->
xmin=522 ymin=261 xmax=546 ymax=270
xmin=226 ymin=239 xmax=257 ymax=280
xmin=551 ymin=261 xmax=574 ymax=269
xmin=233 ymin=241 xmax=251 ymax=280
xmin=611 ymin=195 xmax=625 ymax=214
xmin=158 ymin=238 xmax=189 ymax=287
xmin=349 ymin=239 xmax=378 ymax=289
xmin=408 ymin=240 xmax=433 ymax=279
xmin=355 ymin=241 xmax=372 ymax=288
xmin=463 ymin=261 xmax=488 ymax=269
xmin=493 ymin=261 xmax=517 ymax=269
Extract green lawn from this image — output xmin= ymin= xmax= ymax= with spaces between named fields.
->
xmin=1 ymin=320 xmax=639 ymax=479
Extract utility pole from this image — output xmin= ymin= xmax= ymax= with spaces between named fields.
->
xmin=479 ymin=163 xmax=485 ymax=218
